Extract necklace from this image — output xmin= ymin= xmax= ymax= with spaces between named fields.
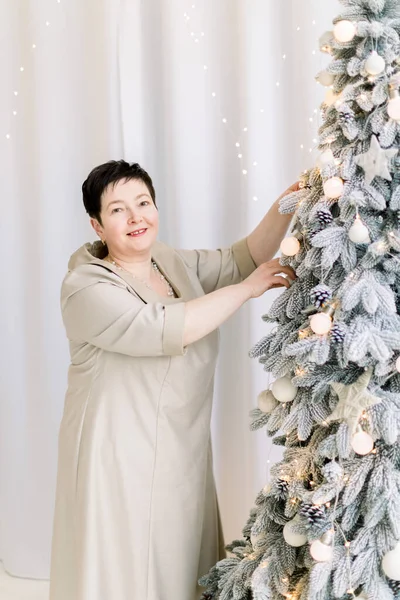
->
xmin=105 ymin=255 xmax=175 ymax=297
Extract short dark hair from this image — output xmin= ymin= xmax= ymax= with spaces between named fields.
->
xmin=82 ymin=160 xmax=157 ymax=224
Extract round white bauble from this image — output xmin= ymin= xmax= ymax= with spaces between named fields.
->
xmin=395 ymin=356 xmax=400 ymax=373
xmin=348 ymin=220 xmax=370 ymax=244
xmin=351 ymin=431 xmax=374 ymax=455
xmin=280 ymin=236 xmax=300 ymax=257
xmin=319 ymin=31 xmax=334 ymax=53
xmin=271 ymin=377 xmax=298 ymax=403
xmin=257 ymin=390 xmax=279 ymax=414
xmin=317 ymin=70 xmax=335 ymax=87
xmin=388 ymin=96 xmax=400 ymax=121
xmin=283 ymin=519 xmax=307 ymax=548
xmin=334 ymin=20 xmax=356 ymax=43
xmin=324 ymin=88 xmax=337 ymax=107
xmin=323 ymin=176 xmax=344 ymax=199
xmin=355 ymin=595 xmax=368 ymax=600
xmin=317 ymin=149 xmax=335 ymax=167
xmin=365 ymin=51 xmax=385 ymax=76
xmin=382 ymin=543 xmax=400 ymax=580
xmin=310 ymin=313 xmax=333 ymax=335
xmin=310 ymin=539 xmax=334 ymax=562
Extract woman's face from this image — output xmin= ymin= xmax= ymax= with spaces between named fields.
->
xmin=91 ymin=178 xmax=159 ymax=258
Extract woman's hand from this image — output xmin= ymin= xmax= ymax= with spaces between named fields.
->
xmin=277 ymin=181 xmax=301 ymax=203
xmin=240 ymin=258 xmax=297 ymax=299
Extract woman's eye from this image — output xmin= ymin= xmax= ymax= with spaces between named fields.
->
xmin=141 ymin=201 xmax=149 ymax=206
xmin=112 ymin=207 xmax=123 ymax=213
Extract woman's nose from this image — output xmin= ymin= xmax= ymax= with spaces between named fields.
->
xmin=127 ymin=212 xmax=142 ymax=223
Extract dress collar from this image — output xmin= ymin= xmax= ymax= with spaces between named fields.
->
xmin=84 ymin=240 xmax=196 ymax=304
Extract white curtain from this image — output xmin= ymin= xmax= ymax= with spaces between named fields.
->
xmin=0 ymin=0 xmax=340 ymax=581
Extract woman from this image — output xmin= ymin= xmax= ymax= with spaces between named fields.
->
xmin=49 ymin=160 xmax=297 ymax=600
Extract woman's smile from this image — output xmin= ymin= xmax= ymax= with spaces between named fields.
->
xmin=127 ymin=228 xmax=148 ymax=237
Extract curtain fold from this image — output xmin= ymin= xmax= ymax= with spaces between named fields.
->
xmin=0 ymin=0 xmax=340 ymax=579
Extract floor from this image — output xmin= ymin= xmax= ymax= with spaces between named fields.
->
xmin=0 ymin=562 xmax=49 ymax=600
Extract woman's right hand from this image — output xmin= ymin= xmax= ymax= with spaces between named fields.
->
xmin=183 ymin=258 xmax=297 ymax=347
xmin=240 ymin=258 xmax=297 ymax=299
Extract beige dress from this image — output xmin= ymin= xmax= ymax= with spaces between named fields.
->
xmin=49 ymin=237 xmax=256 ymax=600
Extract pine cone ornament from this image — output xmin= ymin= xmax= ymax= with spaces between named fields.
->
xmin=330 ymin=323 xmax=346 ymax=344
xmin=299 ymin=503 xmax=326 ymax=525
xmin=388 ymin=579 xmax=400 ymax=597
xmin=276 ymin=478 xmax=290 ymax=496
xmin=310 ymin=284 xmax=333 ymax=308
xmin=338 ymin=112 xmax=355 ymax=126
xmin=316 ymin=207 xmax=334 ymax=225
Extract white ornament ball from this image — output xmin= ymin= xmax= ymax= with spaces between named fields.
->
xmin=257 ymin=390 xmax=278 ymax=414
xmin=310 ymin=313 xmax=333 ymax=335
xmin=280 ymin=236 xmax=300 ymax=257
xmin=317 ymin=149 xmax=335 ymax=167
xmin=348 ymin=219 xmax=370 ymax=244
xmin=351 ymin=431 xmax=374 ymax=455
xmin=395 ymin=356 xmax=400 ymax=373
xmin=271 ymin=376 xmax=297 ymax=403
xmin=317 ymin=70 xmax=335 ymax=87
xmin=323 ymin=176 xmax=344 ymax=199
xmin=365 ymin=51 xmax=386 ymax=76
xmin=310 ymin=539 xmax=334 ymax=562
xmin=283 ymin=519 xmax=308 ymax=547
xmin=334 ymin=20 xmax=357 ymax=43
xmin=319 ymin=31 xmax=334 ymax=53
xmin=324 ymin=88 xmax=337 ymax=107
xmin=388 ymin=96 xmax=400 ymax=122
xmin=355 ymin=595 xmax=368 ymax=600
xmin=382 ymin=543 xmax=400 ymax=580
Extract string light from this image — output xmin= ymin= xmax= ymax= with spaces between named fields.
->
xmin=181 ymin=5 xmax=323 ymax=187
xmin=5 ymin=1 xmax=63 ymax=142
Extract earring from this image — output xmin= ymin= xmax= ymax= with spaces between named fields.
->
xmin=102 ymin=239 xmax=107 ymax=245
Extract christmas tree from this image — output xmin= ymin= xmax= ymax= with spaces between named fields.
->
xmin=200 ymin=1 xmax=400 ymax=599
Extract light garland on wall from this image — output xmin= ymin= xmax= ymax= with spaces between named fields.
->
xmin=183 ymin=3 xmax=328 ymax=200
xmin=5 ymin=0 xmax=63 ymax=142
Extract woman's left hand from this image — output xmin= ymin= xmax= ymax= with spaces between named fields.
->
xmin=278 ymin=181 xmax=301 ymax=200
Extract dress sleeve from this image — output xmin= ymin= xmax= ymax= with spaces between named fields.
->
xmin=61 ymin=281 xmax=187 ymax=357
xmin=175 ymin=236 xmax=257 ymax=294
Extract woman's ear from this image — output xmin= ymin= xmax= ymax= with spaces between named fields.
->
xmin=90 ymin=218 xmax=104 ymax=240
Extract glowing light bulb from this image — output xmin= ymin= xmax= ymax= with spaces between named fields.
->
xmin=280 ymin=237 xmax=300 ymax=257
xmin=333 ymin=20 xmax=356 ymax=43
xmin=310 ymin=313 xmax=332 ymax=335
xmin=323 ymin=177 xmax=344 ymax=199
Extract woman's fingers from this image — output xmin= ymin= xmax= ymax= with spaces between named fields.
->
xmin=267 ymin=264 xmax=296 ymax=279
xmin=270 ymin=276 xmax=291 ymax=289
